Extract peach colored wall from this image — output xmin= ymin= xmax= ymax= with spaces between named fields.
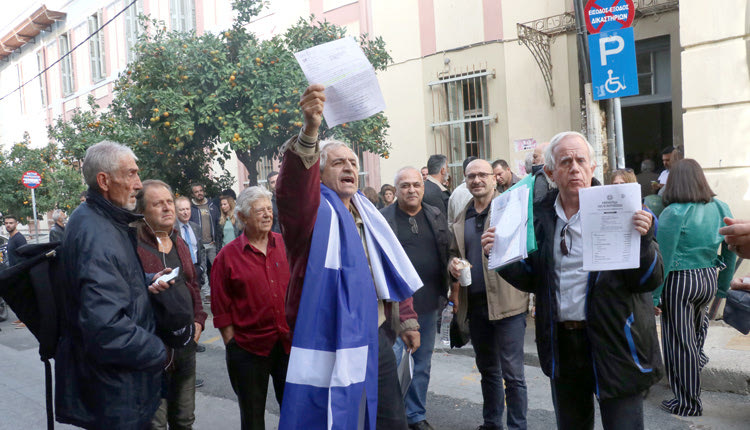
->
xmin=418 ymin=0 xmax=436 ymax=57
xmin=482 ymin=0 xmax=503 ymax=41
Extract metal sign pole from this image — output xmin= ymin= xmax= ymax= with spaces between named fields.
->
xmin=31 ymin=187 xmax=39 ymax=243
xmin=613 ymin=97 xmax=625 ymax=169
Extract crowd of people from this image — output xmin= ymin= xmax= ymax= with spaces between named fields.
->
xmin=1 ymin=83 xmax=749 ymax=430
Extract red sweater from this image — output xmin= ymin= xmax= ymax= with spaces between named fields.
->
xmin=277 ymin=137 xmax=417 ymax=333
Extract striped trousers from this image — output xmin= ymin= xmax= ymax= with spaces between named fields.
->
xmin=660 ymin=267 xmax=717 ymax=416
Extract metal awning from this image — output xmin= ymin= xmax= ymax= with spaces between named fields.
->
xmin=0 ymin=5 xmax=66 ymax=61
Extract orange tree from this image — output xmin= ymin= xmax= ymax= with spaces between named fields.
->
xmin=109 ymin=0 xmax=392 ymax=191
xmin=0 ymin=133 xmax=85 ymax=220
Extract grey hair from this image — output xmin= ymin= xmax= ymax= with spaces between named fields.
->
xmin=393 ymin=166 xmax=422 ymax=187
xmin=544 ymin=131 xmax=595 ymax=171
xmin=82 ymin=140 xmax=137 ymax=190
xmin=236 ymin=186 xmax=273 ymax=217
xmin=52 ymin=209 xmax=65 ymax=222
xmin=641 ymin=159 xmax=655 ymax=172
xmin=319 ymin=139 xmax=356 ymax=173
xmin=525 ymin=153 xmax=534 ymax=173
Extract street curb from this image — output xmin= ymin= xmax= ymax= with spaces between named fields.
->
xmin=433 ymin=322 xmax=750 ymax=395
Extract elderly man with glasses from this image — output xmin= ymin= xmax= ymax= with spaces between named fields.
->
xmin=488 ymin=131 xmax=664 ymax=430
xmin=448 ymin=159 xmax=530 ymax=430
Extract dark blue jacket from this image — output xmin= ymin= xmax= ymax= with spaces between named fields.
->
xmin=56 ymin=189 xmax=165 ymax=429
xmin=499 ymin=189 xmax=664 ymax=400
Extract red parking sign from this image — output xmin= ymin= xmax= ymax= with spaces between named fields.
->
xmin=585 ymin=0 xmax=635 ymax=34
xmin=22 ymin=170 xmax=42 ymax=189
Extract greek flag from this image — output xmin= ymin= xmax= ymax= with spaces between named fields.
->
xmin=279 ymin=185 xmax=422 ymax=430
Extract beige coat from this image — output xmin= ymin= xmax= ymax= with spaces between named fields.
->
xmin=449 ymin=192 xmax=529 ymax=329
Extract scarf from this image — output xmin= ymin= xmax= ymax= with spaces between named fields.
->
xmin=279 ymin=185 xmax=422 ymax=430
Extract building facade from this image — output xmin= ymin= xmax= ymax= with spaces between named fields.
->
xmin=1 ymin=0 xmax=748 ymax=215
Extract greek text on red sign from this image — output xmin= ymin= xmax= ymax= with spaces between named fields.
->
xmin=22 ymin=170 xmax=42 ymax=189
xmin=584 ymin=0 xmax=635 ymax=34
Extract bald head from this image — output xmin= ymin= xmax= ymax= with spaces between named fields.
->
xmin=465 ymin=159 xmax=495 ymax=199
xmin=394 ymin=167 xmax=424 ymax=214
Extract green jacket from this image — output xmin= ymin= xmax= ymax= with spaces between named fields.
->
xmin=653 ymin=199 xmax=736 ymax=306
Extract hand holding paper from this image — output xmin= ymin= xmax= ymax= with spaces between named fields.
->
xmin=294 ymin=37 xmax=386 ymax=127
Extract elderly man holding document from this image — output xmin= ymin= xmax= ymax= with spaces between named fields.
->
xmin=485 ymin=131 xmax=664 ymax=430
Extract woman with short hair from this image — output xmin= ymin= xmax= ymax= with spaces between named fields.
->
xmin=653 ymin=159 xmax=736 ymax=416
xmin=211 ymin=186 xmax=291 ymax=430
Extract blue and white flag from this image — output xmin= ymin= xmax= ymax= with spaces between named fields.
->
xmin=279 ymin=185 xmax=422 ymax=430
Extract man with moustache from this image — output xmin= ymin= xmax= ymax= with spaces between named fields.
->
xmin=56 ymin=141 xmax=169 ymax=429
xmin=448 ymin=159 xmax=530 ymax=430
xmin=277 ymin=84 xmax=421 ymax=429
xmin=381 ymin=167 xmax=450 ymax=430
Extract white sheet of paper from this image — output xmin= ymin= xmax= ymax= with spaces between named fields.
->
xmin=487 ymin=185 xmax=530 ymax=270
xmin=579 ymin=183 xmax=641 ymax=271
xmin=294 ymin=37 xmax=386 ymax=127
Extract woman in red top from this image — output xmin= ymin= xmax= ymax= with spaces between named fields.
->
xmin=210 ymin=186 xmax=291 ymax=430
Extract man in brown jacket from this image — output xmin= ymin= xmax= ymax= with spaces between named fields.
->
xmin=449 ymin=159 xmax=529 ymax=430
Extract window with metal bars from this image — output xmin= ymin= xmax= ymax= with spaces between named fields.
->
xmin=59 ymin=33 xmax=75 ymax=96
xmin=88 ymin=12 xmax=106 ymax=82
xmin=429 ymin=69 xmax=495 ymax=185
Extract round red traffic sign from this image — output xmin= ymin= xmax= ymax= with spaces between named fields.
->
xmin=22 ymin=170 xmax=42 ymax=189
xmin=584 ymin=0 xmax=635 ymax=34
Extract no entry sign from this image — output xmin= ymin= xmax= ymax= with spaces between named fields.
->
xmin=22 ymin=170 xmax=42 ymax=189
xmin=584 ymin=0 xmax=635 ymax=34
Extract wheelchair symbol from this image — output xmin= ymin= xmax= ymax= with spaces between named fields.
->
xmin=605 ymin=70 xmax=626 ymax=94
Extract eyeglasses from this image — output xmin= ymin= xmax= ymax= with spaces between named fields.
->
xmin=560 ymin=223 xmax=571 ymax=256
xmin=465 ymin=172 xmax=493 ymax=181
xmin=408 ymin=217 xmax=418 ymax=234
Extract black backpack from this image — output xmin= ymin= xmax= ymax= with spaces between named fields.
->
xmin=0 ymin=241 xmax=63 ymax=430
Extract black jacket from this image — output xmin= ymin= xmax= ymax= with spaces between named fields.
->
xmin=423 ymin=178 xmax=450 ymax=217
xmin=381 ymin=202 xmax=451 ymax=313
xmin=49 ymin=223 xmax=65 ymax=243
xmin=56 ymin=189 xmax=166 ymax=429
xmin=499 ymin=189 xmax=664 ymax=400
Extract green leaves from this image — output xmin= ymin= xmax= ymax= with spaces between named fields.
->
xmin=0 ymin=134 xmax=85 ymax=220
xmin=47 ymin=7 xmax=392 ymax=191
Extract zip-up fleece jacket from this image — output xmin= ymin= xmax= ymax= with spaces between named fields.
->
xmin=499 ymin=189 xmax=664 ymax=400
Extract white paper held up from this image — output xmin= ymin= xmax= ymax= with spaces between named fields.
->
xmin=294 ymin=37 xmax=386 ymax=127
xmin=579 ymin=183 xmax=642 ymax=271
xmin=487 ymin=184 xmax=530 ymax=270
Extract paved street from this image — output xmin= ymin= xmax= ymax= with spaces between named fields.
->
xmin=0 ymin=311 xmax=748 ymax=429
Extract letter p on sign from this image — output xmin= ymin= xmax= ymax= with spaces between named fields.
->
xmin=599 ymin=35 xmax=624 ymax=66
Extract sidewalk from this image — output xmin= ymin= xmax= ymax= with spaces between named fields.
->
xmin=436 ymin=314 xmax=750 ymax=395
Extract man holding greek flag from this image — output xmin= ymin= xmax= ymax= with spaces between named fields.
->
xmin=277 ymin=84 xmax=422 ymax=430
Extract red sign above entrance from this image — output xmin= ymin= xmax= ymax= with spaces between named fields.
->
xmin=584 ymin=0 xmax=636 ymax=34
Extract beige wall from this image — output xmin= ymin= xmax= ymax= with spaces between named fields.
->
xmin=633 ymin=11 xmax=683 ymax=146
xmin=370 ymin=0 xmax=421 ymax=64
xmin=680 ymin=0 xmax=750 ymax=215
xmin=378 ymin=60 xmax=430 ymax=185
xmin=433 ymin=0 xmax=485 ymax=51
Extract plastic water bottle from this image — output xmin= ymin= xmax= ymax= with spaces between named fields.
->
xmin=440 ymin=301 xmax=454 ymax=346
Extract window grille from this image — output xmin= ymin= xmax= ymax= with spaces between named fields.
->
xmin=429 ymin=67 xmax=496 ymax=185
xmin=88 ymin=12 xmax=106 ymax=82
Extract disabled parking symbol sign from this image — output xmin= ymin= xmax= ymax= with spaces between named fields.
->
xmin=588 ymin=27 xmax=639 ymax=100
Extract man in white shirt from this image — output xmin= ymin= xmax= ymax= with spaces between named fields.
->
xmin=176 ymin=196 xmax=204 ymax=288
